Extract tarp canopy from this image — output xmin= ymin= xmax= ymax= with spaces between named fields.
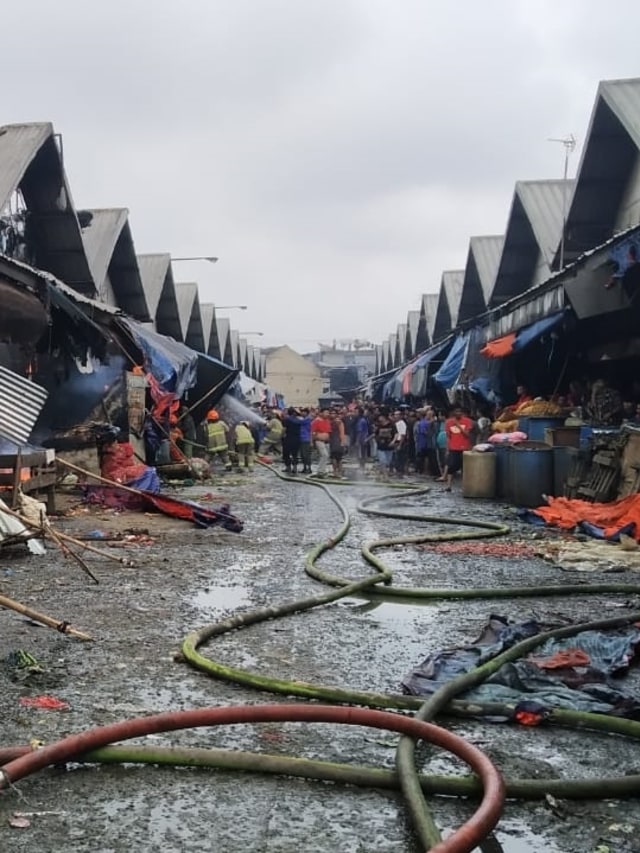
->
xmin=118 ymin=317 xmax=198 ymax=397
xmin=411 ymin=336 xmax=452 ymax=372
xmin=433 ymin=333 xmax=469 ymax=389
xmin=188 ymin=353 xmax=239 ymax=425
xmin=481 ymin=310 xmax=565 ymax=359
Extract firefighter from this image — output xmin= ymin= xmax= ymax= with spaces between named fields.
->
xmin=206 ymin=409 xmax=232 ymax=471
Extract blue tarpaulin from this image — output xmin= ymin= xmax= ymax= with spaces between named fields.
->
xmin=411 ymin=337 xmax=452 ymax=372
xmin=118 ymin=318 xmax=199 ymax=397
xmin=433 ymin=333 xmax=469 ymax=389
xmin=512 ymin=311 xmax=565 ymax=352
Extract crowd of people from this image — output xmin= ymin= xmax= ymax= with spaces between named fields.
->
xmin=158 ymin=375 xmax=640 ymax=487
xmin=225 ymin=402 xmax=484 ymax=489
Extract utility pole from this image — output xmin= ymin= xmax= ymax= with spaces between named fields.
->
xmin=548 ymin=134 xmax=576 ymax=270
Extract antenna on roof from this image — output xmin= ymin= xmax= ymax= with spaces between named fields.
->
xmin=547 ymin=134 xmax=577 ymax=270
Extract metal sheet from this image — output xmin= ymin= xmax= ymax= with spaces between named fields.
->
xmin=0 ymin=365 xmax=48 ymax=445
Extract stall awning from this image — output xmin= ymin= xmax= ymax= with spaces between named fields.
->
xmin=433 ymin=333 xmax=470 ymax=389
xmin=481 ymin=310 xmax=565 ymax=359
xmin=411 ymin=337 xmax=452 ymax=373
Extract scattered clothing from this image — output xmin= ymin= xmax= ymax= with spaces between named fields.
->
xmin=402 ymin=614 xmax=640 ymax=717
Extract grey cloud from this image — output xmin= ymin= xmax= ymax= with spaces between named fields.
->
xmin=2 ymin=0 xmax=640 ymax=349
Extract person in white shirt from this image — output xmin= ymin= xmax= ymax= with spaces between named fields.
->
xmin=391 ymin=410 xmax=408 ymax=476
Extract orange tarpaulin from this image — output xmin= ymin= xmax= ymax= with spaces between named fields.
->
xmin=533 ymin=494 xmax=640 ymax=540
xmin=480 ymin=332 xmax=517 ymax=358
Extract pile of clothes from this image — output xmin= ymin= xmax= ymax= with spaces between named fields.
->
xmin=402 ymin=614 xmax=640 ymax=717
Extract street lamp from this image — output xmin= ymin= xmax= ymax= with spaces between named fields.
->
xmin=172 ymin=256 xmax=219 ymax=263
xmin=238 ymin=331 xmax=264 ymax=336
xmin=217 ymin=305 xmax=248 ymax=310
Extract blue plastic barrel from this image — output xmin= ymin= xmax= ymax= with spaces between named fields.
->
xmin=552 ymin=446 xmax=571 ymax=497
xmin=508 ymin=443 xmax=553 ymax=507
xmin=526 ymin=417 xmax=566 ymax=442
xmin=493 ymin=444 xmax=511 ymax=500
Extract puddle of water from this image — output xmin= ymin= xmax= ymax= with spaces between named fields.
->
xmin=493 ymin=819 xmax=562 ymax=853
xmin=442 ymin=819 xmax=562 ymax=853
xmin=192 ymin=583 xmax=250 ymax=613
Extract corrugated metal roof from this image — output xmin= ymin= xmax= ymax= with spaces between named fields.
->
xmin=406 ymin=310 xmax=420 ymax=355
xmin=216 ymin=316 xmax=230 ymax=361
xmin=137 ymin=253 xmax=171 ymax=320
xmin=421 ymin=293 xmax=439 ymax=342
xmin=443 ymin=270 xmax=465 ymax=326
xmin=174 ymin=282 xmax=197 ymax=341
xmin=470 ymin=235 xmax=504 ymax=303
xmin=0 ymin=123 xmax=52 ymax=210
xmin=200 ymin=303 xmax=214 ymax=354
xmin=81 ymin=209 xmax=129 ymax=290
xmin=382 ymin=340 xmax=390 ymax=371
xmin=228 ymin=329 xmax=239 ymax=368
xmin=388 ymin=333 xmax=398 ymax=368
xmin=239 ymin=338 xmax=248 ymax=369
xmin=0 ymin=123 xmax=95 ymax=293
xmin=601 ymin=77 xmax=640 ymax=148
xmin=516 ymin=179 xmax=573 ymax=268
xmin=0 ymin=365 xmax=48 ymax=445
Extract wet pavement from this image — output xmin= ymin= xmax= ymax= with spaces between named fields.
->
xmin=2 ymin=464 xmax=640 ymax=852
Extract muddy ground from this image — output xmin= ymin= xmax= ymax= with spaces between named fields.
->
xmin=2 ymin=462 xmax=640 ymax=853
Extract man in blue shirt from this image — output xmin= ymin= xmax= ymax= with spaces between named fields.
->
xmin=298 ymin=408 xmax=314 ymax=474
xmin=355 ymin=407 xmax=370 ymax=471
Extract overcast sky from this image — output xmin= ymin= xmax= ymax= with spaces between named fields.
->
xmin=4 ymin=1 xmax=640 ymax=351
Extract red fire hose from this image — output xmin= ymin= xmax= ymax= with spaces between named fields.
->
xmin=0 ymin=703 xmax=504 ymax=853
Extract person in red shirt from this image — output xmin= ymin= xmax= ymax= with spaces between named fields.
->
xmin=443 ymin=407 xmax=474 ymax=492
xmin=311 ymin=408 xmax=332 ymax=477
xmin=514 ymin=384 xmax=533 ymax=408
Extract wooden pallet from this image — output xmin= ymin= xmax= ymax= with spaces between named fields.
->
xmin=577 ymin=450 xmax=619 ymax=502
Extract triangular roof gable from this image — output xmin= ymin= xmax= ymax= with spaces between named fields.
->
xmin=458 ymin=236 xmax=504 ymax=323
xmin=471 ymin=235 xmax=504 ymax=304
xmin=421 ymin=293 xmax=439 ymax=345
xmin=81 ymin=208 xmax=129 ymax=292
xmin=216 ymin=316 xmax=231 ymax=364
xmin=154 ymin=263 xmax=182 ymax=340
xmin=175 ymin=282 xmax=197 ymax=341
xmin=382 ymin=341 xmax=390 ymax=372
xmin=395 ymin=323 xmax=407 ymax=365
xmin=184 ymin=291 xmax=205 ymax=353
xmin=406 ymin=310 xmax=420 ymax=359
xmin=388 ymin=333 xmax=398 ymax=369
xmin=228 ymin=329 xmax=239 ymax=368
xmin=561 ymin=77 xmax=640 ymax=263
xmin=0 ymin=123 xmax=95 ymax=293
xmin=490 ymin=180 xmax=570 ymax=307
xmin=433 ymin=271 xmax=464 ymax=341
xmin=137 ymin=253 xmax=171 ymax=321
xmin=82 ymin=209 xmax=149 ymax=320
xmin=200 ymin=303 xmax=215 ymax=355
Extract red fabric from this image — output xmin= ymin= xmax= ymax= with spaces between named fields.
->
xmin=20 ymin=696 xmax=69 ymax=711
xmin=401 ymin=368 xmax=413 ymax=396
xmin=101 ymin=443 xmax=148 ymax=484
xmin=481 ymin=332 xmax=517 ymax=358
xmin=312 ymin=417 xmax=331 ymax=436
xmin=445 ymin=416 xmax=474 ymax=451
xmin=530 ymin=648 xmax=591 ymax=669
xmin=533 ymin=494 xmax=640 ymax=541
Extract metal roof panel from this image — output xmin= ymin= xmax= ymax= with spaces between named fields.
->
xmin=0 ymin=365 xmax=48 ymax=445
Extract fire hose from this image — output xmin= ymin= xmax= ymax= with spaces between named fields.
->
xmin=6 ymin=467 xmax=640 ymax=851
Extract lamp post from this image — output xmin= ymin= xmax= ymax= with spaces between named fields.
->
xmin=172 ymin=256 xmax=219 ymax=263
xmin=238 ymin=331 xmax=264 ymax=336
xmin=217 ymin=305 xmax=248 ymax=310
xmin=547 ymin=134 xmax=576 ymax=270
